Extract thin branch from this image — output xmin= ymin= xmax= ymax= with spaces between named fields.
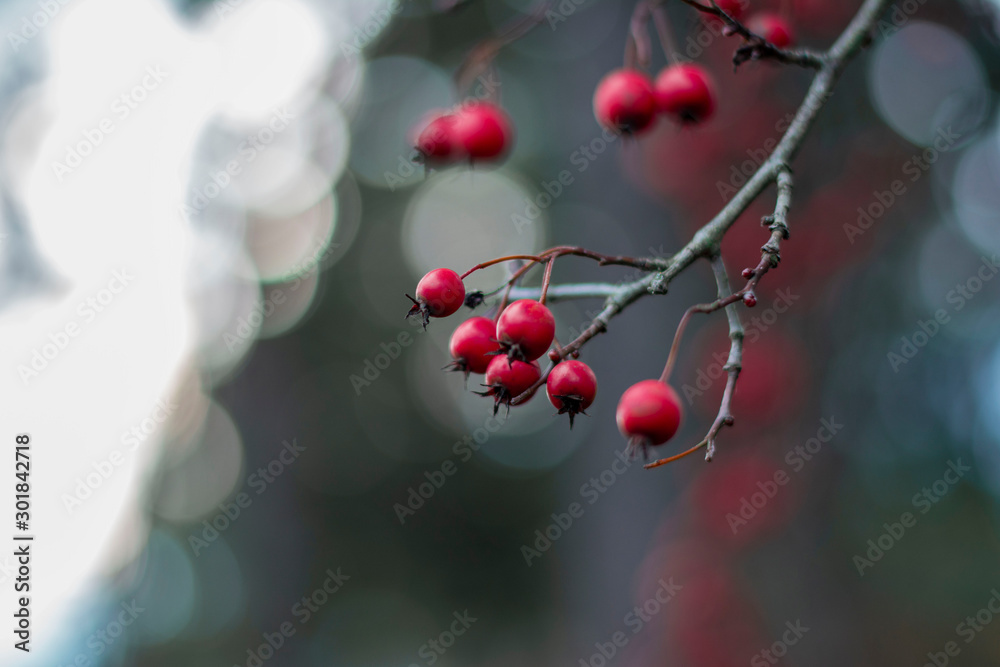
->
xmin=646 ymin=256 xmax=743 ymax=468
xmin=679 ymin=0 xmax=826 ymax=69
xmin=454 ymin=0 xmax=556 ymax=95
xmin=625 ymin=0 xmax=655 ymax=69
xmin=508 ymin=283 xmax=621 ymax=301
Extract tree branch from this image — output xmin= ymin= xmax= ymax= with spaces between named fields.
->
xmin=501 ymin=0 xmax=890 ymax=409
xmin=645 ymin=255 xmax=743 ymax=467
xmin=679 ymin=0 xmax=826 ymax=69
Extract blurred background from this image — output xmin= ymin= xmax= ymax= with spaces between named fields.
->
xmin=1 ymin=0 xmax=999 ymax=664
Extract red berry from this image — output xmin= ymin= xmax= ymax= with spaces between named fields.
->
xmin=593 ymin=69 xmax=658 ymax=135
xmin=616 ymin=380 xmax=683 ymax=456
xmin=480 ymin=356 xmax=541 ymax=414
xmin=546 ymin=360 xmax=598 ymax=428
xmin=742 ymin=292 xmax=757 ymax=307
xmin=654 ymin=64 xmax=717 ymax=125
xmin=415 ymin=114 xmax=460 ymax=164
xmin=447 ymin=316 xmax=501 ymax=378
xmin=406 ymin=268 xmax=465 ymax=327
xmin=704 ymin=0 xmax=747 ymax=26
xmin=495 ymin=300 xmax=555 ymax=362
xmin=450 ymin=101 xmax=513 ymax=161
xmin=748 ymin=13 xmax=795 ymax=48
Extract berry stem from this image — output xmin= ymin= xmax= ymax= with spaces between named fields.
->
xmin=659 ymin=291 xmax=742 ymax=384
xmin=624 ymin=0 xmax=653 ymax=69
xmin=643 ymin=440 xmax=709 ymax=468
xmin=539 ymin=256 xmax=556 ymax=305
xmin=460 ymin=255 xmax=544 ymax=279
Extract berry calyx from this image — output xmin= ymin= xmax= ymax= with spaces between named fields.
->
xmin=593 ymin=69 xmax=658 ymax=135
xmin=479 ymin=356 xmax=541 ymax=415
xmin=616 ymin=380 xmax=683 ymax=458
xmin=495 ymin=299 xmax=556 ymax=362
xmin=446 ymin=316 xmax=501 ymax=379
xmin=748 ymin=13 xmax=795 ymax=48
xmin=654 ymin=64 xmax=717 ymax=125
xmin=450 ymin=101 xmax=514 ymax=161
xmin=415 ymin=114 xmax=460 ymax=165
xmin=547 ymin=360 xmax=598 ymax=428
xmin=406 ymin=268 xmax=466 ymax=327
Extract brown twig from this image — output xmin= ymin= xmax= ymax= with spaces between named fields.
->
xmin=679 ymin=0 xmax=826 ymax=69
xmin=646 ymin=255 xmax=744 ymax=468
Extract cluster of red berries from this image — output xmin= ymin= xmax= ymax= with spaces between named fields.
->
xmin=594 ymin=64 xmax=717 ymax=133
xmin=407 ymin=269 xmax=686 ymax=454
xmin=414 ymin=101 xmax=514 ymax=167
xmin=592 ymin=3 xmax=796 ymax=135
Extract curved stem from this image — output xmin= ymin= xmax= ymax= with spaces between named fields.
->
xmin=539 ymin=256 xmax=556 ymax=305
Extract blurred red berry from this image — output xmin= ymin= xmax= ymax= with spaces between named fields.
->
xmin=743 ymin=292 xmax=757 ymax=307
xmin=447 ymin=316 xmax=501 ymax=378
xmin=450 ymin=101 xmax=513 ymax=161
xmin=496 ymin=300 xmax=556 ymax=362
xmin=480 ymin=356 xmax=541 ymax=414
xmin=593 ymin=69 xmax=658 ymax=135
xmin=692 ymin=453 xmax=797 ymax=545
xmin=406 ymin=268 xmax=465 ymax=326
xmin=547 ymin=360 xmax=598 ymax=428
xmin=748 ymin=12 xmax=795 ymax=48
xmin=415 ymin=114 xmax=460 ymax=164
xmin=617 ymin=380 xmax=683 ymax=456
xmin=654 ymin=64 xmax=717 ymax=125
